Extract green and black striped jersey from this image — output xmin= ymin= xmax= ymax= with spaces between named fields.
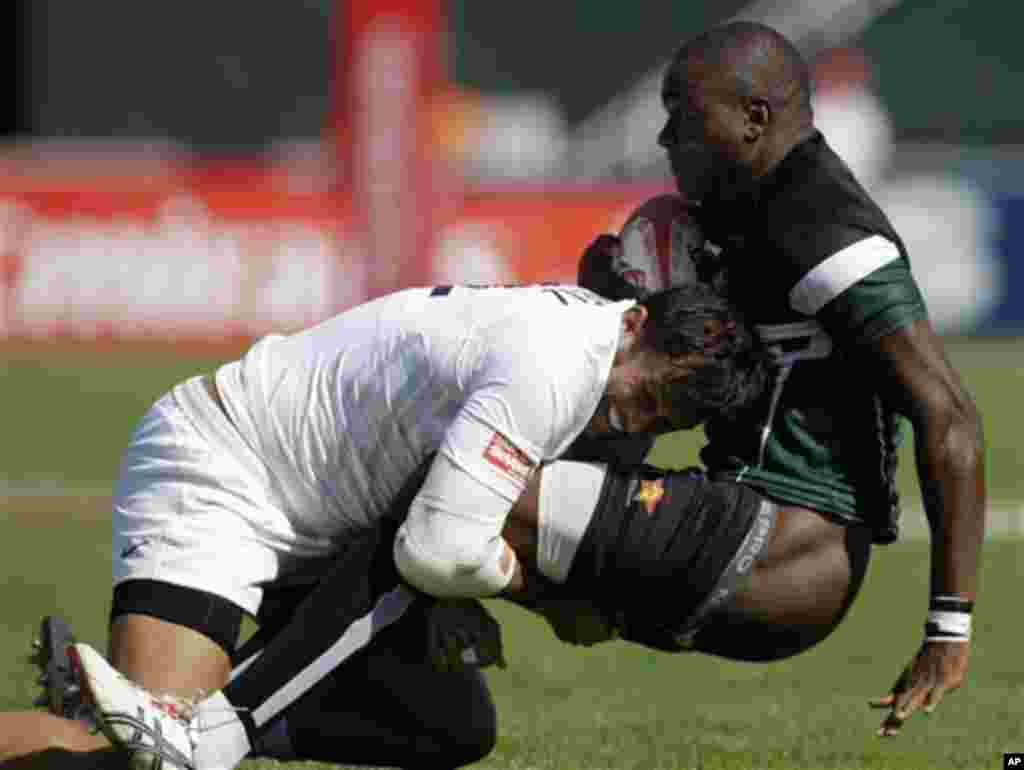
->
xmin=695 ymin=131 xmax=928 ymax=543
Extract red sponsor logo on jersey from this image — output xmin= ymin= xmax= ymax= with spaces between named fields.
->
xmin=635 ymin=478 xmax=665 ymax=514
xmin=483 ymin=432 xmax=535 ymax=485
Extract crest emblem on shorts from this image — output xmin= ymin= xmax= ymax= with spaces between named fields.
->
xmin=634 ymin=479 xmax=665 ymax=514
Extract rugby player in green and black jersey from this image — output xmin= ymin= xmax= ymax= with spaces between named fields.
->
xmin=578 ymin=21 xmax=986 ymax=738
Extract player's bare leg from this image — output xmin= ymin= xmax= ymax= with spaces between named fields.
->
xmin=108 ymin=613 xmax=232 ymax=698
xmin=694 ymin=504 xmax=873 ymax=660
xmin=734 ymin=504 xmax=871 ymax=628
xmin=0 ymin=712 xmax=112 ymax=767
xmin=503 ymin=467 xmax=872 ymax=658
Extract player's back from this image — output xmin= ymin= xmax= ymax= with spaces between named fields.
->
xmin=215 ymin=285 xmax=625 ymax=544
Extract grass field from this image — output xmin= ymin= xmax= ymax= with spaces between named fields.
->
xmin=2 ymin=338 xmax=1023 ymax=769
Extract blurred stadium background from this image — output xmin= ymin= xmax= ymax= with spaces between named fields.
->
xmin=4 ymin=0 xmax=1024 ymax=339
xmin=2 ymin=3 xmax=1024 ymax=768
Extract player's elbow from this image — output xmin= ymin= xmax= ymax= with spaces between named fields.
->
xmin=394 ymin=511 xmax=515 ymax=599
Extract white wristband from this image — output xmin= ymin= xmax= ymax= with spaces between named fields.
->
xmin=924 ymin=609 xmax=971 ymax=642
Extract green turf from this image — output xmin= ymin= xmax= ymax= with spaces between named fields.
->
xmin=0 ymin=502 xmax=1021 ymax=769
xmin=2 ymin=344 xmax=234 ymax=488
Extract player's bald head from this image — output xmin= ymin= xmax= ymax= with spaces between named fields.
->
xmin=671 ymin=21 xmax=812 ymax=120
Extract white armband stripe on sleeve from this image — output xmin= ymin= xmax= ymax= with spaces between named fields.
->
xmin=789 ymin=235 xmax=901 ymax=315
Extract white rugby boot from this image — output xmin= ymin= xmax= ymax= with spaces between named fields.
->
xmin=69 ymin=643 xmax=200 ymax=770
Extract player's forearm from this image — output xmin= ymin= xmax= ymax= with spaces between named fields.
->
xmin=915 ymin=400 xmax=986 ymax=599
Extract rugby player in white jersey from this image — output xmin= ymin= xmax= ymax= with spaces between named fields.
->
xmin=0 ymin=281 xmax=762 ymax=769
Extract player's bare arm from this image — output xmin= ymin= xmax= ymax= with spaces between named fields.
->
xmin=865 ymin=318 xmax=986 ymax=735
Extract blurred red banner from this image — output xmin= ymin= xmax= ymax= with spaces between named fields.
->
xmin=0 ymin=166 xmax=670 ymax=342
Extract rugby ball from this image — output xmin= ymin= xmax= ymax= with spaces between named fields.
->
xmin=617 ymin=193 xmax=704 ymax=293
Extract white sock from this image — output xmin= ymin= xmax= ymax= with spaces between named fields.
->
xmin=191 ymin=690 xmax=252 ymax=770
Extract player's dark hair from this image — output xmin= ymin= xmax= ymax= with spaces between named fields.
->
xmin=641 ymin=282 xmax=767 ymax=423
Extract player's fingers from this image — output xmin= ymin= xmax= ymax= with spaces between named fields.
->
xmin=877 ymin=711 xmax=903 ymax=738
xmin=868 ymin=694 xmax=896 ymax=708
xmin=870 ymin=664 xmax=912 ymax=709
xmin=893 ymin=680 xmax=932 ymax=721
xmin=869 ymin=681 xmax=906 ymax=708
xmin=923 ymin=682 xmax=951 ymax=715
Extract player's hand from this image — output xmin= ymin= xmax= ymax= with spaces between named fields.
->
xmin=869 ymin=641 xmax=970 ymax=736
xmin=425 ymin=598 xmax=508 ymax=673
xmin=534 ymin=599 xmax=618 ymax=647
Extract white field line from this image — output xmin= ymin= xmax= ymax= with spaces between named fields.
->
xmin=0 ymin=479 xmax=112 ymax=498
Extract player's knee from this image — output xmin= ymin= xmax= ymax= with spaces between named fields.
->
xmin=433 ymin=696 xmax=498 ymax=765
xmin=450 ymin=721 xmax=498 ymax=765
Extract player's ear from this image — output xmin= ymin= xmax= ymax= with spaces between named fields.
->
xmin=745 ymin=98 xmax=770 ymax=142
xmin=622 ymin=305 xmax=649 ymax=340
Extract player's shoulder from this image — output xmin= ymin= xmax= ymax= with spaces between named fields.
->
xmin=764 ymin=132 xmax=893 ymax=234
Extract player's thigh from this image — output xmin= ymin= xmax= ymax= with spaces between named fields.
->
xmin=108 ymin=389 xmax=296 ymax=695
xmin=694 ymin=506 xmax=872 ymax=661
xmin=739 ymin=505 xmax=872 ymax=626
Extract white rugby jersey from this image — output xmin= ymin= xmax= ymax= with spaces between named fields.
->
xmin=211 ymin=285 xmax=632 ymax=550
